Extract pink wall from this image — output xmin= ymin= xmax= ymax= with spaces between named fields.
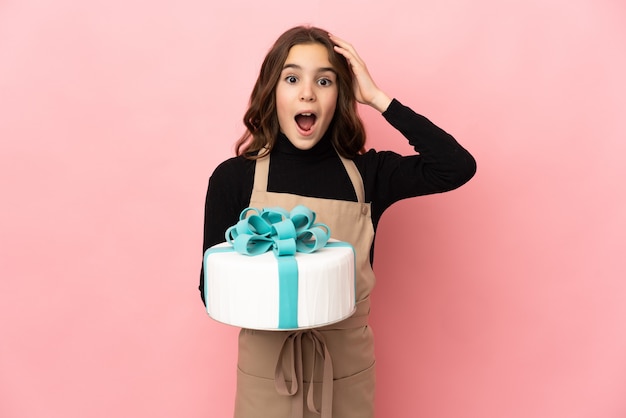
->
xmin=1 ymin=1 xmax=625 ymax=417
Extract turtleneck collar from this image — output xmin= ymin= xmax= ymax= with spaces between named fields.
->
xmin=273 ymin=130 xmax=334 ymax=158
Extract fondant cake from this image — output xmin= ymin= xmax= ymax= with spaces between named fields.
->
xmin=203 ymin=206 xmax=356 ymax=330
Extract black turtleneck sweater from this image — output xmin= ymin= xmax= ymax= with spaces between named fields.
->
xmin=200 ymin=99 xmax=476 ymax=303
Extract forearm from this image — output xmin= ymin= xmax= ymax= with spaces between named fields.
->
xmin=382 ymin=98 xmax=477 ymax=187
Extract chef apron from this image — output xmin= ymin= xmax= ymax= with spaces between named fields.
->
xmin=233 ymin=151 xmax=377 ymax=418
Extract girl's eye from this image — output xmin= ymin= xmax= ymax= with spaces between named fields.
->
xmin=318 ymin=78 xmax=333 ymax=87
xmin=285 ymin=75 xmax=298 ymax=84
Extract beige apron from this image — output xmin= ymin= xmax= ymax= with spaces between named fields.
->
xmin=233 ymin=152 xmax=377 ymax=418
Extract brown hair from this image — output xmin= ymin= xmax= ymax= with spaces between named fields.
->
xmin=235 ymin=26 xmax=366 ymax=159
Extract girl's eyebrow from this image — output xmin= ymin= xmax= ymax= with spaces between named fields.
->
xmin=282 ymin=63 xmax=337 ymax=75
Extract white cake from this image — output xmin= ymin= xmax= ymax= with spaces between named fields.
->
xmin=203 ymin=240 xmax=356 ymax=330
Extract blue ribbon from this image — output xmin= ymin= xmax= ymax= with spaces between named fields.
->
xmin=224 ymin=205 xmax=331 ymax=329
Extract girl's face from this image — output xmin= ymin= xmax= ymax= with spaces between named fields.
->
xmin=275 ymin=43 xmax=338 ymax=150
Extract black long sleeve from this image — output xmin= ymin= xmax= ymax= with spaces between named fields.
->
xmin=199 ymin=99 xmax=476 ymax=303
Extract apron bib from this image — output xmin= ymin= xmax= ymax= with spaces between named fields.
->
xmin=234 ymin=153 xmax=377 ymax=418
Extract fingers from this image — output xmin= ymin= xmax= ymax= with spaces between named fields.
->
xmin=328 ymin=33 xmax=364 ymax=68
xmin=328 ymin=33 xmax=391 ymax=112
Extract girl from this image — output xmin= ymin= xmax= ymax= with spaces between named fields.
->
xmin=200 ymin=26 xmax=476 ymax=418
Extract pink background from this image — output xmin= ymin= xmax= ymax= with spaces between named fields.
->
xmin=1 ymin=1 xmax=625 ymax=417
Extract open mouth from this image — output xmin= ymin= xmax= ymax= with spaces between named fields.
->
xmin=295 ymin=112 xmax=317 ymax=132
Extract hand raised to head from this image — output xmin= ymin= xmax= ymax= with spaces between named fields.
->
xmin=329 ymin=33 xmax=392 ymax=113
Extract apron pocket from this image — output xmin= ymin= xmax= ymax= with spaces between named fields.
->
xmin=235 ymin=366 xmax=292 ymax=418
xmin=235 ymin=362 xmax=376 ymax=418
xmin=330 ymin=361 xmax=376 ymax=418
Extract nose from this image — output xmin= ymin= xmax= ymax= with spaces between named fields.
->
xmin=299 ymin=83 xmax=316 ymax=102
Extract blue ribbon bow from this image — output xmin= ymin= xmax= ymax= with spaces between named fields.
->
xmin=225 ymin=205 xmax=331 ymax=329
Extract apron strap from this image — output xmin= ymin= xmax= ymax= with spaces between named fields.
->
xmin=274 ymin=298 xmax=370 ymax=418
xmin=275 ymin=329 xmax=333 ymax=418
xmin=253 ymin=154 xmax=270 ymax=193
xmin=337 ymin=154 xmax=365 ymax=204
xmin=253 ymin=151 xmax=366 ymax=203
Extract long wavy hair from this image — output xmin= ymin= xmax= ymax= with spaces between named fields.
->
xmin=235 ymin=26 xmax=366 ymax=159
